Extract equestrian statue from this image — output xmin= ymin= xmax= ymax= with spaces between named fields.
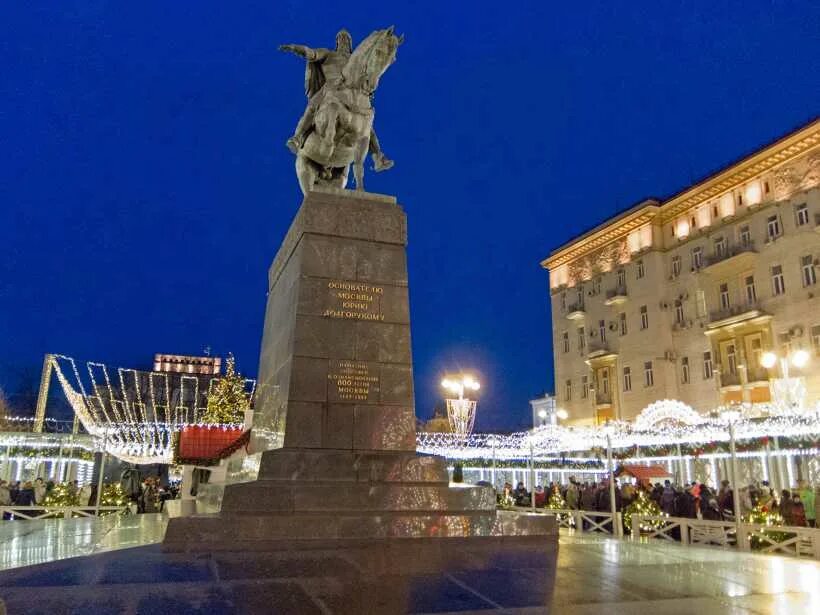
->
xmin=279 ymin=27 xmax=402 ymax=194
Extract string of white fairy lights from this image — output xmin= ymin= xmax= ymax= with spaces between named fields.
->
xmin=416 ymin=408 xmax=820 ymax=461
xmin=49 ymin=355 xmax=253 ymax=464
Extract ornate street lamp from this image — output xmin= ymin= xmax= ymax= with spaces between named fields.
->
xmin=441 ymin=375 xmax=480 ymax=437
xmin=760 ymin=349 xmax=811 ymax=413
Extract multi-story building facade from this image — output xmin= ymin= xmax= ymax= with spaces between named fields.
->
xmin=542 ymin=119 xmax=820 ymax=425
xmin=153 ymin=353 xmax=222 ymax=375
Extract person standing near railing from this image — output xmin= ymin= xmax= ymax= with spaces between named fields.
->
xmin=797 ymin=481 xmax=816 ymax=528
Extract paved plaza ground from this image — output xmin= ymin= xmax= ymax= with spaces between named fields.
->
xmin=0 ymin=514 xmax=818 ymax=613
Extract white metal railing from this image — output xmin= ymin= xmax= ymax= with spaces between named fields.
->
xmin=0 ymin=505 xmax=128 ymax=520
xmin=631 ymin=514 xmax=820 ymax=560
xmin=515 ymin=507 xmax=622 ymax=537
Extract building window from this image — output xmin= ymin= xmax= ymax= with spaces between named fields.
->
xmin=801 ymin=255 xmax=817 ymax=287
xmin=703 ymin=352 xmax=714 ymax=379
xmin=719 ymin=282 xmax=730 ymax=310
xmin=562 ymin=331 xmax=569 ymax=353
xmin=601 ymin=369 xmax=609 ymax=394
xmin=617 ymin=268 xmax=626 ymax=288
xmin=560 ymin=292 xmax=566 ymax=312
xmin=696 ymin=290 xmax=707 ymax=318
xmin=671 ymin=256 xmax=681 ymax=278
xmin=739 ymin=224 xmax=752 ymax=247
xmin=599 ymin=319 xmax=606 ymax=344
xmin=726 ymin=344 xmax=738 ymax=375
xmin=640 ymin=305 xmax=649 ymax=330
xmin=766 ymin=215 xmax=782 ymax=241
xmin=692 ymin=246 xmax=703 ymax=271
xmin=681 ymin=357 xmax=690 ymax=384
xmin=576 ymin=285 xmax=584 ymax=309
xmin=644 ymin=361 xmax=654 ymax=387
xmin=623 ymin=367 xmax=632 ymax=392
xmin=565 ymin=379 xmax=572 ymax=401
xmin=619 ymin=312 xmax=627 ymax=336
xmin=778 ymin=332 xmax=792 ymax=357
xmin=714 ymin=236 xmax=727 ymax=258
xmin=592 ymin=276 xmax=602 ymax=295
xmin=796 ymin=203 xmax=809 ymax=227
xmin=745 ymin=275 xmax=757 ymax=304
xmin=812 ymin=325 xmax=820 ymax=356
xmin=581 ymin=375 xmax=589 ymax=399
xmin=577 ymin=326 xmax=586 ymax=352
xmin=674 ymin=300 xmax=684 ymax=325
xmin=750 ymin=338 xmax=763 ymax=369
xmin=636 ymin=260 xmax=645 ymax=279
xmin=771 ymin=264 xmax=786 ymax=296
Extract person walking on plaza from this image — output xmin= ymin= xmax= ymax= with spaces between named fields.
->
xmin=16 ymin=482 xmax=35 ymax=506
xmin=791 ymin=492 xmax=807 ymax=527
xmin=778 ymin=489 xmax=794 ymax=525
xmin=566 ymin=480 xmax=579 ymax=510
xmin=660 ymin=481 xmax=676 ymax=516
xmin=79 ymin=483 xmax=93 ymax=507
xmin=33 ymin=478 xmax=46 ymax=505
xmin=798 ymin=481 xmax=816 ymax=528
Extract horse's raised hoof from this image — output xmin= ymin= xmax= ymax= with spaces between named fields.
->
xmin=286 ymin=137 xmax=300 ymax=155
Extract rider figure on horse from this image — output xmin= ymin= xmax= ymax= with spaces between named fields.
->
xmin=279 ymin=29 xmax=394 ymax=173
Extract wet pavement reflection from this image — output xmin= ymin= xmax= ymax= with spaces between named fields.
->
xmin=0 ymin=516 xmax=818 ymax=613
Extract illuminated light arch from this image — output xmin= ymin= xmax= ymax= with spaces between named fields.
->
xmin=633 ymin=399 xmax=703 ymax=431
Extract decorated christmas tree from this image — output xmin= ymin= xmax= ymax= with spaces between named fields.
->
xmin=742 ymin=502 xmax=792 ymax=549
xmin=623 ymin=489 xmax=665 ymax=533
xmin=201 ymin=354 xmax=249 ymax=425
xmin=43 ymin=483 xmax=79 ymax=507
xmin=99 ymin=483 xmax=129 ymax=515
xmin=547 ymin=486 xmax=566 ymax=510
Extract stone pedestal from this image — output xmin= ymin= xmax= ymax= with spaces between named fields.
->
xmin=163 ymin=188 xmax=556 ymax=573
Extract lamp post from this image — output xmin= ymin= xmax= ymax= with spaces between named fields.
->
xmin=761 ymin=349 xmax=810 ymax=413
xmin=441 ymin=375 xmax=480 ymax=437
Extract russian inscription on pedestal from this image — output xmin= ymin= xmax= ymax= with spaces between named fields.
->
xmin=323 ymin=280 xmax=385 ymax=321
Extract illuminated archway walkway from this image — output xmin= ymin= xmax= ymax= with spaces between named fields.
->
xmin=0 ymin=515 xmax=818 ymax=613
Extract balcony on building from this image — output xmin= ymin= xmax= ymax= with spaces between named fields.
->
xmin=706 ymin=302 xmax=768 ymax=330
xmin=586 ymin=342 xmax=617 ymax=363
xmin=745 ymin=367 xmax=770 ymax=384
xmin=565 ymin=302 xmax=586 ymax=320
xmin=719 ymin=372 xmax=741 ymax=388
xmin=595 ymin=391 xmax=613 ymax=407
xmin=603 ymin=285 xmax=628 ymax=306
xmin=701 ymin=240 xmax=757 ymax=277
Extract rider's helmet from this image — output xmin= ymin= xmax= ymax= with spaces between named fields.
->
xmin=336 ymin=29 xmax=353 ymax=54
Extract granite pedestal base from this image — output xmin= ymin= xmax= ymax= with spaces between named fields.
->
xmin=163 ymin=189 xmax=557 ymax=583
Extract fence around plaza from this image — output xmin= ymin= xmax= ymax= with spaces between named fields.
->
xmin=0 ymin=505 xmax=129 ymax=520
xmin=519 ymin=506 xmax=820 ymax=560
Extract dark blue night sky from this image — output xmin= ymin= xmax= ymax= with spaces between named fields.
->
xmin=2 ymin=3 xmax=819 ymax=431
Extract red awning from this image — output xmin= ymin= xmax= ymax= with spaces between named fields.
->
xmin=616 ymin=464 xmax=671 ymax=480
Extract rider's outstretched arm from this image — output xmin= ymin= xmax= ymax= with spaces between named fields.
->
xmin=278 ymin=44 xmax=326 ymax=62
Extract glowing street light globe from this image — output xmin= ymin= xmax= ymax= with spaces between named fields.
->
xmin=760 ymin=352 xmax=778 ymax=369
xmin=791 ymin=349 xmax=810 ymax=369
xmin=440 ymin=374 xmax=480 ymax=437
xmin=556 ymin=409 xmax=569 ymax=420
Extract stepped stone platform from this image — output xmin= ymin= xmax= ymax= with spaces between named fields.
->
xmin=162 ymin=188 xmax=557 ymax=589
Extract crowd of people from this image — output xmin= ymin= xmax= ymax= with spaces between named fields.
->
xmin=0 ymin=475 xmax=180 ymax=517
xmin=499 ymin=477 xmax=818 ymax=527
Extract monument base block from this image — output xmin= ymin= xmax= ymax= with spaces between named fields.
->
xmin=162 ymin=189 xmax=557 ymax=580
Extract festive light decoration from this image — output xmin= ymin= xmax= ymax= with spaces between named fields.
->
xmin=623 ymin=490 xmax=666 ymax=533
xmin=202 ymin=355 xmax=250 ymax=424
xmin=43 ymin=483 xmax=79 ymax=508
xmin=633 ymin=400 xmax=703 ymax=431
xmin=49 ymin=354 xmax=255 ymax=464
xmin=546 ymin=486 xmax=566 ymax=510
xmin=99 ymin=483 xmax=129 ymax=513
xmin=742 ymin=503 xmax=791 ymax=549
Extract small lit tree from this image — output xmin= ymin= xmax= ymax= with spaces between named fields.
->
xmin=742 ymin=503 xmax=793 ymax=549
xmin=623 ymin=490 xmax=665 ymax=533
xmin=201 ymin=354 xmax=249 ymax=425
xmin=547 ymin=486 xmax=566 ymax=510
